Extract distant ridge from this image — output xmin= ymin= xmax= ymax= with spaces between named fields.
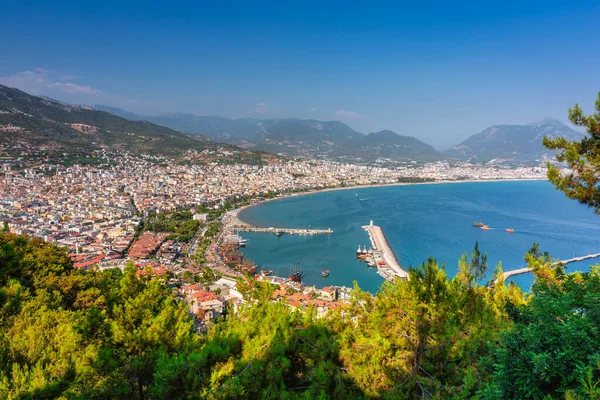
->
xmin=445 ymin=118 xmax=584 ymax=162
xmin=94 ymin=105 xmax=441 ymax=161
xmin=0 ymin=85 xmax=273 ymax=164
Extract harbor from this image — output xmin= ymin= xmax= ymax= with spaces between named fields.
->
xmin=360 ymin=220 xmax=409 ymax=281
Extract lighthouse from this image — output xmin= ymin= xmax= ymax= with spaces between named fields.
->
xmin=370 ymin=219 xmax=373 ymax=227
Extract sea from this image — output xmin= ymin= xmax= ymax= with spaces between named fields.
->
xmin=238 ymin=180 xmax=600 ymax=293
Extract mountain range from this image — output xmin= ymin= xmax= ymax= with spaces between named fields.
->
xmin=94 ymin=106 xmax=442 ymax=161
xmin=0 ymin=85 xmax=583 ymax=164
xmin=96 ymin=105 xmax=584 ymax=163
xmin=0 ymin=85 xmax=274 ymax=164
xmin=445 ymin=118 xmax=584 ymax=161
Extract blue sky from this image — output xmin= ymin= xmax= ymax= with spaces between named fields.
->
xmin=1 ymin=0 xmax=599 ymax=149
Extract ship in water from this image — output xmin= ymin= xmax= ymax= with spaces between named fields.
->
xmin=356 ymin=245 xmax=370 ymax=259
xmin=224 ymin=233 xmax=249 ymax=247
xmin=505 ymin=228 xmax=514 ymax=233
xmin=472 ymin=221 xmax=484 ymax=227
xmin=289 ymin=263 xmax=303 ymax=283
xmin=481 ymin=225 xmax=490 ymax=230
xmin=321 ymin=270 xmax=330 ymax=278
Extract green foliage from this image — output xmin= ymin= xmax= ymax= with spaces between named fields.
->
xmin=397 ymin=176 xmax=435 ymax=183
xmin=543 ymin=91 xmax=600 ymax=213
xmin=484 ymin=262 xmax=600 ymax=399
xmin=2 ymin=233 xmax=600 ymax=398
xmin=144 ymin=210 xmax=199 ymax=241
xmin=0 ymin=233 xmax=198 ymax=399
xmin=335 ymin=252 xmax=519 ymax=398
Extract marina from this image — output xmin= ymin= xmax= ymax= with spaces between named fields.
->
xmin=361 ymin=220 xmax=409 ymax=280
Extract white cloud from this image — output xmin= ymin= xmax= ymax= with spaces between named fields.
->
xmin=252 ymin=102 xmax=269 ymax=115
xmin=0 ymin=69 xmax=102 ymax=97
xmin=48 ymin=82 xmax=102 ymax=95
xmin=334 ymin=109 xmax=364 ymax=119
xmin=0 ymin=69 xmax=170 ymax=114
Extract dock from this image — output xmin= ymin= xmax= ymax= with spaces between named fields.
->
xmin=497 ymin=252 xmax=600 ymax=283
xmin=362 ymin=221 xmax=409 ymax=280
xmin=233 ymin=226 xmax=333 ymax=235
xmin=226 ymin=210 xmax=333 ymax=235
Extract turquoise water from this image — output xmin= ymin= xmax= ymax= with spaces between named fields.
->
xmin=238 ymin=181 xmax=600 ymax=293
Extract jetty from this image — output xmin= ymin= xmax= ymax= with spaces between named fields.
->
xmin=497 ymin=252 xmax=600 ymax=283
xmin=362 ymin=221 xmax=409 ymax=280
xmin=234 ymin=226 xmax=333 ymax=235
xmin=226 ymin=210 xmax=333 ymax=235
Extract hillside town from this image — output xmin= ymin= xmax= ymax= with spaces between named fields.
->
xmin=0 ymin=150 xmax=547 ymax=331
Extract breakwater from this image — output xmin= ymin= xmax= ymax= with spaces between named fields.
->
xmin=498 ymin=253 xmax=600 ymax=283
xmin=362 ymin=222 xmax=409 ymax=280
xmin=235 ymin=226 xmax=333 ymax=235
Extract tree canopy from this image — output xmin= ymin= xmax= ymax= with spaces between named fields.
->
xmin=0 ymin=233 xmax=599 ymax=399
xmin=543 ymin=91 xmax=600 ymax=213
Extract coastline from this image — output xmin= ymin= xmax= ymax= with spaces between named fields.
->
xmin=234 ymin=177 xmax=548 ymax=225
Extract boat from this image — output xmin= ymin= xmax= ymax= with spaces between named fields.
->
xmin=288 ymin=263 xmax=303 ymax=283
xmin=505 ymin=228 xmax=514 ymax=233
xmin=367 ymin=258 xmax=376 ymax=267
xmin=276 ymin=231 xmax=283 ymax=237
xmin=239 ymin=264 xmax=257 ymax=274
xmin=472 ymin=221 xmax=484 ymax=227
xmin=356 ymin=245 xmax=370 ymax=258
xmin=481 ymin=225 xmax=490 ymax=230
xmin=224 ymin=233 xmax=248 ymax=247
xmin=321 ymin=270 xmax=330 ymax=278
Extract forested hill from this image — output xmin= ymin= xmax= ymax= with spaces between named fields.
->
xmin=0 ymin=85 xmax=276 ymax=164
xmin=1 ymin=232 xmax=599 ymax=399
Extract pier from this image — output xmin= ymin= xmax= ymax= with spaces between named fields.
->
xmin=497 ymin=252 xmax=600 ymax=283
xmin=225 ymin=210 xmax=333 ymax=235
xmin=233 ymin=226 xmax=333 ymax=235
xmin=362 ymin=221 xmax=409 ymax=280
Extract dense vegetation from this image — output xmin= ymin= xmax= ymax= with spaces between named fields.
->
xmin=144 ymin=210 xmax=200 ymax=242
xmin=1 ymin=233 xmax=599 ymax=399
xmin=543 ymin=91 xmax=600 ymax=213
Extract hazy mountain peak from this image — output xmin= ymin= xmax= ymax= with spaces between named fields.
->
xmin=446 ymin=118 xmax=584 ymax=161
xmin=527 ymin=117 xmax=568 ymax=128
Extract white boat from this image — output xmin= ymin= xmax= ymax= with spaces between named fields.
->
xmin=224 ymin=234 xmax=248 ymax=247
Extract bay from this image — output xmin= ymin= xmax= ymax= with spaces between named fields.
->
xmin=238 ymin=181 xmax=600 ymax=293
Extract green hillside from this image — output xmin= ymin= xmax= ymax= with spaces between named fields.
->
xmin=1 ymin=233 xmax=598 ymax=399
xmin=0 ymin=85 xmax=275 ymax=163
